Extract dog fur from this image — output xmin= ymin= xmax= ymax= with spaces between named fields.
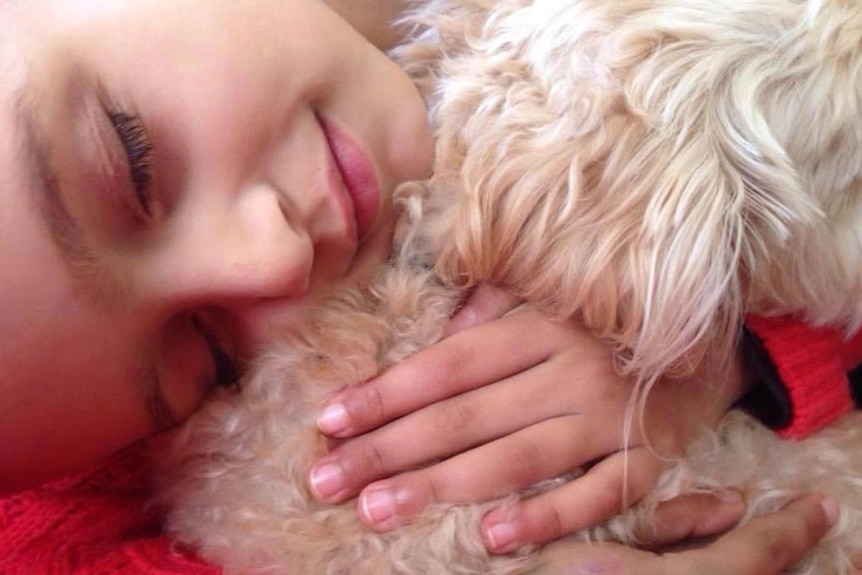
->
xmin=154 ymin=1 xmax=862 ymax=573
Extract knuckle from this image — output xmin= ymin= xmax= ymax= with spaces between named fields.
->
xmin=409 ymin=472 xmax=441 ymax=508
xmin=435 ymin=348 xmax=472 ymax=389
xmin=502 ymin=437 xmax=546 ymax=486
xmin=531 ymin=500 xmax=565 ymax=543
xmin=358 ymin=385 xmax=387 ymax=424
xmin=594 ymin=473 xmax=626 ymax=513
xmin=431 ymin=397 xmax=475 ymax=433
xmin=760 ymin=529 xmax=792 ymax=568
xmin=639 ymin=507 xmax=686 ymax=545
xmin=402 ymin=343 xmax=471 ymax=395
xmin=356 ymin=441 xmax=388 ymax=479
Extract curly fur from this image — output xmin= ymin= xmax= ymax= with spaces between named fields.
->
xmin=405 ymin=0 xmax=862 ymax=383
xmin=155 ymin=1 xmax=862 ymax=574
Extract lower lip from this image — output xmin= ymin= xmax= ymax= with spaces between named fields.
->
xmin=318 ymin=116 xmax=381 ymax=243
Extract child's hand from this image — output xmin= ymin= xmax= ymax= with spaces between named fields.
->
xmin=538 ymin=494 xmax=837 ymax=575
xmin=308 ymin=286 xmax=749 ymax=551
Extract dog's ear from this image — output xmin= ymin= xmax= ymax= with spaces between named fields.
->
xmin=422 ymin=2 xmax=834 ymax=383
xmin=433 ymin=102 xmax=819 ymax=385
xmin=592 ymin=65 xmax=834 ymax=382
xmin=604 ymin=106 xmax=830 ymax=381
xmin=578 ymin=128 xmax=753 ymax=383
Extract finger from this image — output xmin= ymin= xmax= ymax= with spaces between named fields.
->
xmin=354 ymin=415 xmax=615 ymax=531
xmin=635 ymin=490 xmax=745 ymax=547
xmin=672 ymin=495 xmax=837 ymax=575
xmin=311 ymin=357 xmax=588 ymax=503
xmin=482 ymin=448 xmax=664 ymax=553
xmin=537 ymin=496 xmax=836 ymax=575
xmin=317 ymin=308 xmax=568 ymax=438
xmin=445 ymin=284 xmax=522 ymax=336
xmin=538 ymin=539 xmax=664 ymax=575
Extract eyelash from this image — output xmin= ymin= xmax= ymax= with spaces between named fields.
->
xmin=109 ymin=111 xmax=154 ymax=217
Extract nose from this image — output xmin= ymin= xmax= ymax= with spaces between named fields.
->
xmin=144 ymin=185 xmax=314 ymax=317
xmin=140 ymin=185 xmax=320 ymax=362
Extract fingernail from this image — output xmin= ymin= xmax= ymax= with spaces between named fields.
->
xmin=484 ymin=521 xmax=518 ymax=552
xmin=715 ymin=489 xmax=743 ymax=505
xmin=318 ymin=403 xmax=349 ymax=435
xmin=821 ymin=496 xmax=839 ymax=527
xmin=309 ymin=462 xmax=345 ymax=500
xmin=360 ymin=488 xmax=396 ymax=524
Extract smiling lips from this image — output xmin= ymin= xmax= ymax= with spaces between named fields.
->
xmin=318 ymin=115 xmax=381 ymax=247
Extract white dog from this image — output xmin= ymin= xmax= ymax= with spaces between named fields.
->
xmin=154 ymin=1 xmax=862 ymax=573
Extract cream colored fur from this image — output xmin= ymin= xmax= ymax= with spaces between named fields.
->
xmin=155 ymin=1 xmax=862 ymax=573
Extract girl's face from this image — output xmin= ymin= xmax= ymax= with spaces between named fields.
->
xmin=0 ymin=0 xmax=432 ymax=491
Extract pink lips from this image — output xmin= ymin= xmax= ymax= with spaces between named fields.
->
xmin=318 ymin=115 xmax=381 ymax=244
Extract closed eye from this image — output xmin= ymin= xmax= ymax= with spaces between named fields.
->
xmin=108 ymin=110 xmax=154 ymax=218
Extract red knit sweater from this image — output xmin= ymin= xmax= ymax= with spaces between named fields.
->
xmin=0 ymin=443 xmax=218 ymax=575
xmin=746 ymin=316 xmax=862 ymax=439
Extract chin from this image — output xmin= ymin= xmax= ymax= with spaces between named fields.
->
xmin=152 ymin=1 xmax=862 ymax=573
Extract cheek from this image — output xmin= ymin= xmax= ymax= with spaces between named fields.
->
xmin=0 ymin=250 xmax=153 ymax=488
xmin=0 ymin=317 xmax=154 ymax=492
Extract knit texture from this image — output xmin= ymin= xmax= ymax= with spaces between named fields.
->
xmin=0 ymin=443 xmax=219 ymax=575
xmin=746 ymin=316 xmax=862 ymax=439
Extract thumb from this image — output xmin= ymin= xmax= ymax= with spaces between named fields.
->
xmin=634 ymin=491 xmax=746 ymax=548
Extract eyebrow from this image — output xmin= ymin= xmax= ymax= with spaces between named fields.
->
xmin=11 ymin=78 xmax=178 ymax=432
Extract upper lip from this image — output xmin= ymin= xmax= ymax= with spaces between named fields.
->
xmin=317 ymin=114 xmax=381 ymax=245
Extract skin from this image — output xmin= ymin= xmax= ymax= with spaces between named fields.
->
xmin=0 ymin=0 xmax=432 ymax=493
xmin=311 ymin=286 xmax=749 ymax=551
xmin=537 ymin=494 xmax=843 ymax=575
xmin=0 ymin=0 xmax=834 ymax=572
